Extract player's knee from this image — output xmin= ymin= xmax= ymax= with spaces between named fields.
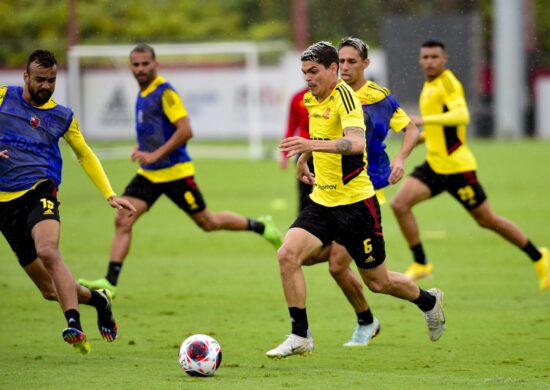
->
xmin=390 ymin=197 xmax=406 ymax=215
xmin=364 ymin=278 xmax=390 ymax=294
xmin=40 ymin=289 xmax=57 ymax=301
xmin=328 ymin=259 xmax=347 ymax=278
xmin=277 ymin=246 xmax=299 ymax=270
xmin=114 ymin=211 xmax=135 ymax=232
xmin=35 ymin=244 xmax=60 ymax=265
xmin=475 ymin=214 xmax=495 ymax=229
xmin=196 ymin=217 xmax=218 ymax=232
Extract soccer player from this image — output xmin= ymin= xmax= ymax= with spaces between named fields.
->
xmin=279 ymin=86 xmax=313 ymax=212
xmin=391 ymin=40 xmax=549 ymax=288
xmin=0 ymin=49 xmax=135 ymax=354
xmin=307 ymin=37 xmax=421 ymax=347
xmin=78 ymin=43 xmax=282 ymax=297
xmin=266 ymin=41 xmax=445 ymax=359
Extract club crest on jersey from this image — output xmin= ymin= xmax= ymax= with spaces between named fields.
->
xmin=30 ymin=116 xmax=40 ymax=128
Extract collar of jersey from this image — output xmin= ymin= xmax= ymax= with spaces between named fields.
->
xmin=140 ymin=75 xmax=166 ymax=97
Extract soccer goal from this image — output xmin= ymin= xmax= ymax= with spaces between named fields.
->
xmin=67 ymin=41 xmax=294 ymax=159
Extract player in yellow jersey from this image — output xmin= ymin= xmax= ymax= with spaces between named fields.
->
xmin=78 ymin=44 xmax=282 ymax=298
xmin=266 ymin=42 xmax=445 ymax=359
xmin=301 ymin=37 xmax=421 ymax=347
xmin=0 ymin=50 xmax=136 ymax=354
xmin=391 ymin=40 xmax=549 ymax=289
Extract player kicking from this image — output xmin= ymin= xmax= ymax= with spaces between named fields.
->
xmin=0 ymin=49 xmax=135 ymax=354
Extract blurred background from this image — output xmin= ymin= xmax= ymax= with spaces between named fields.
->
xmin=1 ymin=0 xmax=549 ymax=157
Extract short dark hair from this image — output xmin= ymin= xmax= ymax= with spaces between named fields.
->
xmin=26 ymin=49 xmax=57 ymax=73
xmin=301 ymin=41 xmax=339 ymax=69
xmin=421 ymin=40 xmax=446 ymax=50
xmin=339 ymin=37 xmax=369 ymax=60
xmin=130 ymin=43 xmax=156 ymax=60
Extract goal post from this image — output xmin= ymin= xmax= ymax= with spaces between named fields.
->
xmin=67 ymin=41 xmax=290 ymax=159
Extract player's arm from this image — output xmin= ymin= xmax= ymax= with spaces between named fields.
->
xmin=389 ymin=119 xmax=420 ymax=184
xmin=131 ymin=88 xmax=192 ymax=165
xmin=0 ymin=149 xmax=8 ymax=158
xmin=280 ymin=95 xmax=365 ymax=157
xmin=280 ymin=127 xmax=364 ymax=158
xmin=412 ymin=85 xmax=470 ymax=127
xmin=64 ymin=117 xmax=136 ymax=211
xmin=296 ymin=151 xmax=315 ymax=185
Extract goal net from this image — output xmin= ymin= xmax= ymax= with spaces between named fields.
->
xmin=67 ymin=41 xmax=298 ymax=159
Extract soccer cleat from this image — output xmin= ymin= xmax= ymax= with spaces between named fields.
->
xmin=422 ymin=288 xmax=445 ymax=342
xmin=78 ymin=277 xmax=117 ymax=299
xmin=266 ymin=331 xmax=314 ymax=359
xmin=343 ymin=317 xmax=381 ymax=347
xmin=259 ymin=215 xmax=283 ymax=249
xmin=96 ymin=289 xmax=118 ymax=342
xmin=534 ymin=247 xmax=550 ymax=290
xmin=62 ymin=327 xmax=91 ymax=355
xmin=404 ymin=262 xmax=434 ymax=280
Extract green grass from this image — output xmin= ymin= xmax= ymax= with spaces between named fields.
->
xmin=1 ymin=140 xmax=550 ymax=389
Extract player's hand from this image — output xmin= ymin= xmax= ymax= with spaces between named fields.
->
xmin=409 ymin=115 xmax=423 ymax=126
xmin=0 ymin=149 xmax=8 ymax=159
xmin=279 ymin=136 xmax=311 ymax=158
xmin=108 ymin=196 xmax=137 ymax=213
xmin=296 ymin=160 xmax=315 ymax=185
xmin=131 ymin=150 xmax=158 ymax=165
xmin=388 ymin=157 xmax=405 ymax=184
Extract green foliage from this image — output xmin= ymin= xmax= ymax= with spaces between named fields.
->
xmin=1 ymin=140 xmax=550 ymax=389
xmin=1 ymin=1 xmax=549 ymax=68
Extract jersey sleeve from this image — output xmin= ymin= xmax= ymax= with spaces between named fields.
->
xmin=422 ymin=75 xmax=469 ymax=126
xmin=386 ymin=94 xmax=410 ymax=133
xmin=338 ymin=87 xmax=366 ymax=131
xmin=162 ymin=88 xmax=188 ymax=124
xmin=63 ymin=116 xmax=116 ymax=199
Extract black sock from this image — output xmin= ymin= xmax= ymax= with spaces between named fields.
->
xmin=247 ymin=218 xmax=265 ymax=234
xmin=522 ymin=240 xmax=542 ymax=262
xmin=288 ymin=307 xmax=308 ymax=337
xmin=64 ymin=309 xmax=82 ymax=331
xmin=84 ymin=288 xmax=108 ymax=311
xmin=106 ymin=261 xmax=123 ymax=286
xmin=411 ymin=243 xmax=427 ymax=265
xmin=413 ymin=289 xmax=436 ymax=312
xmin=357 ymin=309 xmax=374 ymax=326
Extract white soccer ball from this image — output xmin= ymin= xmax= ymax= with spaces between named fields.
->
xmin=178 ymin=334 xmax=222 ymax=377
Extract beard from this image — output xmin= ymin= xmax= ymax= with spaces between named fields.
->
xmin=28 ymin=86 xmax=53 ymax=106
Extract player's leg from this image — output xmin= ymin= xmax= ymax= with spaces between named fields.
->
xmin=468 ymin=200 xmax=549 ymax=289
xmin=326 ymin=243 xmax=380 ymax=347
xmin=346 ymin=195 xmax=445 ymax=341
xmin=358 ymin=264 xmax=445 ymax=341
xmin=79 ymin=174 xmax=155 ymax=296
xmin=166 ymin=176 xmax=282 ymax=248
xmin=266 ymin=226 xmax=322 ymax=358
xmin=31 ymin=219 xmax=91 ymax=354
xmin=26 ymin=259 xmax=118 ymax=342
xmin=391 ymin=164 xmax=437 ymax=280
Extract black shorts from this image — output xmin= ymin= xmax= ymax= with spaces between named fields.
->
xmin=411 ymin=161 xmax=487 ymax=210
xmin=0 ymin=180 xmax=60 ymax=266
xmin=291 ymin=196 xmax=385 ymax=269
xmin=123 ymin=174 xmax=207 ymax=214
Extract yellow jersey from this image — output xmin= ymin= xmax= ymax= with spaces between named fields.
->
xmin=304 ymin=80 xmax=374 ymax=207
xmin=419 ymin=69 xmax=477 ymax=174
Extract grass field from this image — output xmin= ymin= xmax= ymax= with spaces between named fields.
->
xmin=1 ymin=139 xmax=550 ymax=389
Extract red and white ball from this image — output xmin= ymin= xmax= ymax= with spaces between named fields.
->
xmin=178 ymin=334 xmax=222 ymax=377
